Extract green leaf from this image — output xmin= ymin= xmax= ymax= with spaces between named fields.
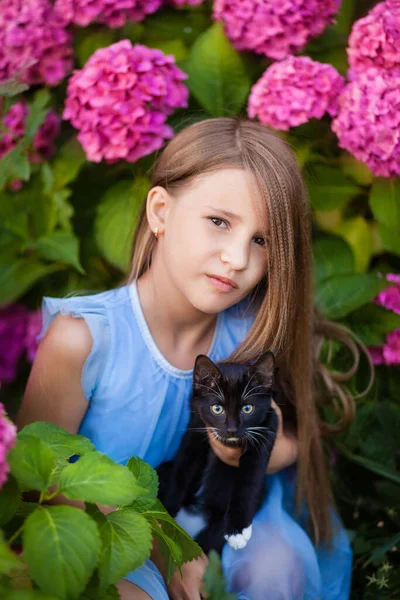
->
xmin=51 ymin=138 xmax=87 ymax=190
xmin=0 ymin=591 xmax=58 ymax=600
xmin=313 ymin=235 xmax=354 ymax=284
xmin=19 ymin=422 xmax=95 ymax=462
xmin=7 ymin=435 xmax=55 ymax=492
xmin=29 ymin=231 xmax=85 ymax=274
xmin=23 ymin=505 xmax=100 ymax=600
xmin=346 ymin=304 xmax=400 ymax=346
xmin=185 ymin=22 xmax=251 ymax=116
xmin=0 ymin=190 xmax=30 ymax=240
xmin=142 ymin=500 xmax=202 ymax=582
xmin=25 ymin=89 xmax=51 ymax=140
xmin=76 ymin=30 xmax=116 ymax=67
xmin=95 ymin=178 xmax=149 ymax=271
xmin=143 ymin=8 xmax=209 ymax=45
xmin=339 ymin=153 xmax=373 ymax=186
xmin=337 ymin=443 xmax=400 ymax=485
xmin=0 ymin=474 xmax=20 ymax=525
xmin=52 ymin=189 xmax=74 ymax=231
xmin=0 ymin=257 xmax=64 ymax=306
xmin=0 ymin=533 xmax=23 ymax=575
xmin=79 ymin=572 xmax=120 ymax=600
xmin=146 ymin=39 xmax=188 ymax=62
xmin=202 ymin=550 xmax=236 ymax=600
xmin=333 ymin=217 xmax=375 ymax=272
xmin=369 ymin=178 xmax=400 ymax=237
xmin=0 ymin=143 xmax=29 ymax=190
xmin=364 ymin=532 xmax=400 ymax=566
xmin=59 ymin=452 xmax=141 ymax=505
xmin=307 ymin=165 xmax=361 ymax=212
xmin=125 ymin=457 xmax=158 ymax=502
xmin=379 ymin=222 xmax=400 ymax=257
xmin=95 ymin=507 xmax=152 ymax=589
xmin=0 ymin=79 xmax=30 ymax=97
xmin=315 ymin=273 xmax=390 ymax=319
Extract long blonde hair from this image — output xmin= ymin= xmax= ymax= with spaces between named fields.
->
xmin=125 ymin=118 xmax=372 ymax=544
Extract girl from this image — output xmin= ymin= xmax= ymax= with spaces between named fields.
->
xmin=17 ymin=118 xmax=362 ymax=600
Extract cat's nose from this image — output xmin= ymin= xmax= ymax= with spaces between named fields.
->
xmin=227 ymin=428 xmax=238 ymax=435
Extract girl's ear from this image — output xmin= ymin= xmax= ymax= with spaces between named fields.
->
xmin=146 ymin=185 xmax=172 ymax=235
xmin=193 ymin=355 xmax=222 ymax=394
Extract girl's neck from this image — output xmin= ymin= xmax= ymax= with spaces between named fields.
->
xmin=136 ymin=267 xmax=218 ymax=368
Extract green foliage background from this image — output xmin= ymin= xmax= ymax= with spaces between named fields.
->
xmin=0 ymin=0 xmax=399 ymax=597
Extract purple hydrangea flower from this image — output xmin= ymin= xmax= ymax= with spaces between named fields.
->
xmin=248 ymin=55 xmax=344 ymax=130
xmin=0 ymin=100 xmax=61 ymax=164
xmin=25 ymin=310 xmax=42 ymax=364
xmin=0 ymin=403 xmax=17 ymax=489
xmin=348 ymin=1 xmax=400 ymax=79
xmin=331 ymin=68 xmax=400 ymax=178
xmin=0 ymin=305 xmax=29 ymax=384
xmin=53 ymin=0 xmax=162 ymax=28
xmin=213 ymin=0 xmax=341 ymax=60
xmin=63 ymin=41 xmax=188 ymax=163
xmin=375 ymin=273 xmax=400 ymax=314
xmin=0 ymin=0 xmax=73 ymax=86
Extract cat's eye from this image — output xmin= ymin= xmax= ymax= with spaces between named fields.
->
xmin=210 ymin=404 xmax=224 ymax=415
xmin=241 ymin=404 xmax=254 ymax=415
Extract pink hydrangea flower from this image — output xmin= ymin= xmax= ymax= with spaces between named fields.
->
xmin=382 ymin=329 xmax=400 ymax=364
xmin=213 ymin=0 xmax=341 ymax=60
xmin=0 ymin=305 xmax=29 ymax=384
xmin=63 ymin=41 xmax=188 ymax=163
xmin=0 ymin=403 xmax=17 ymax=489
xmin=53 ymin=0 xmax=162 ymax=28
xmin=0 ymin=100 xmax=61 ymax=163
xmin=25 ymin=310 xmax=42 ymax=363
xmin=348 ymin=1 xmax=400 ymax=78
xmin=375 ymin=273 xmax=400 ymax=314
xmin=248 ymin=56 xmax=344 ymax=130
xmin=331 ymin=68 xmax=400 ymax=178
xmin=0 ymin=0 xmax=73 ymax=86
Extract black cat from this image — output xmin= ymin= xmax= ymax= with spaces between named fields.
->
xmin=156 ymin=351 xmax=280 ymax=554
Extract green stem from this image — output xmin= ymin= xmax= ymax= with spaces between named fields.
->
xmin=7 ymin=523 xmax=24 ymax=548
xmin=43 ymin=487 xmax=60 ymax=502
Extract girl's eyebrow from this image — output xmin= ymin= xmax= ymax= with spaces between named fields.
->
xmin=205 ymin=205 xmax=241 ymax=221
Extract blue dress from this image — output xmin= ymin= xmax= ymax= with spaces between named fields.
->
xmin=39 ymin=280 xmax=352 ymax=600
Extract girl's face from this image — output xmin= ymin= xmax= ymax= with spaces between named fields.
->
xmin=161 ymin=168 xmax=269 ymax=314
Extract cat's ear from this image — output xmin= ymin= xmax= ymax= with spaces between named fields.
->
xmin=193 ymin=355 xmax=222 ymax=394
xmin=249 ymin=351 xmax=276 ymax=386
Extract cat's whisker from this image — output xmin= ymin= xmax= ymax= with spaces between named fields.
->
xmin=241 ymin=372 xmax=259 ymax=400
xmin=242 ymin=385 xmax=269 ymax=401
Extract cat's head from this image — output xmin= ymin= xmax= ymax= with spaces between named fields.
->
xmin=192 ymin=351 xmax=278 ymax=447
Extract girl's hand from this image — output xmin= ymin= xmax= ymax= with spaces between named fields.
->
xmin=167 ymin=554 xmax=209 ymax=600
xmin=207 ymin=399 xmax=298 ymax=473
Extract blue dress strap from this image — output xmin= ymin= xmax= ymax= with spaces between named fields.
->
xmin=38 ymin=292 xmax=111 ymax=401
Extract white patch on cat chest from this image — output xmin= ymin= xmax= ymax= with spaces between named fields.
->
xmin=225 ymin=524 xmax=253 ymax=550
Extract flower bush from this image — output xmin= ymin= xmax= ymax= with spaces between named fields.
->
xmin=331 ymin=67 xmax=400 ymax=177
xmin=63 ymin=41 xmax=188 ymax=162
xmin=347 ymin=1 xmax=400 ymax=77
xmin=0 ymin=0 xmax=73 ymax=86
xmin=213 ymin=0 xmax=341 ymax=60
xmin=0 ymin=99 xmax=60 ymax=162
xmin=0 ymin=403 xmax=16 ymax=488
xmin=248 ymin=55 xmax=344 ymax=130
xmin=54 ymin=0 xmax=163 ymax=28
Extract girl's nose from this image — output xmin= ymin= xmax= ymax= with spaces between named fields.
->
xmin=220 ymin=240 xmax=249 ymax=271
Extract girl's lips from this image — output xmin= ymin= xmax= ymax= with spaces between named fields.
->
xmin=207 ymin=275 xmax=237 ymax=292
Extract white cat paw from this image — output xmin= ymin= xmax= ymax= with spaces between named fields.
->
xmin=224 ymin=525 xmax=253 ymax=550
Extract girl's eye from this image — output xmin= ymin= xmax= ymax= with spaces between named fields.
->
xmin=209 ymin=217 xmax=228 ymax=228
xmin=254 ymin=237 xmax=266 ymax=247
xmin=241 ymin=404 xmax=254 ymax=415
xmin=211 ymin=404 xmax=224 ymax=415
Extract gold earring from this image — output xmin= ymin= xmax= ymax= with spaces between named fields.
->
xmin=154 ymin=227 xmax=159 ymax=239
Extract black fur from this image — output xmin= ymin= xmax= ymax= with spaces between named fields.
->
xmin=156 ymin=351 xmax=280 ymax=553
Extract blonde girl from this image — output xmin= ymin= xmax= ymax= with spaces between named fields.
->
xmin=18 ymin=118 xmax=360 ymax=600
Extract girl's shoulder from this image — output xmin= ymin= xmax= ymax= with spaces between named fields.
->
xmin=38 ymin=285 xmax=131 ymax=399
